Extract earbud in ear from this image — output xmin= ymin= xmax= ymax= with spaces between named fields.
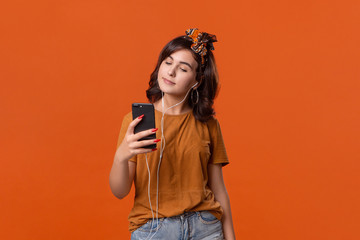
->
xmin=192 ymin=82 xmax=199 ymax=88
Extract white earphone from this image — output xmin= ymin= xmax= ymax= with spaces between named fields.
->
xmin=143 ymin=81 xmax=199 ymax=240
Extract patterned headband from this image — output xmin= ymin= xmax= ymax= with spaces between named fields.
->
xmin=185 ymin=28 xmax=217 ymax=65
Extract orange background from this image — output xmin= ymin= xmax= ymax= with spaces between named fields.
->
xmin=1 ymin=0 xmax=359 ymax=239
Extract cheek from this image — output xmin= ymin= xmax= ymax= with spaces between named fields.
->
xmin=182 ymin=74 xmax=197 ymax=86
xmin=157 ymin=65 xmax=166 ymax=78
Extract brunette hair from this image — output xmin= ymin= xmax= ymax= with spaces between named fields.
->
xmin=146 ymin=36 xmax=220 ymax=122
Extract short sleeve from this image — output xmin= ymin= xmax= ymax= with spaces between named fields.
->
xmin=207 ymin=117 xmax=229 ymax=166
xmin=116 ymin=111 xmax=137 ymax=163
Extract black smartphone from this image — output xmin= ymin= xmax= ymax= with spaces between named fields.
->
xmin=132 ymin=103 xmax=156 ymax=149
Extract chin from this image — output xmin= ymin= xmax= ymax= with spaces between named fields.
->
xmin=158 ymin=82 xmax=173 ymax=93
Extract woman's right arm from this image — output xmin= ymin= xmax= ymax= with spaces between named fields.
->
xmin=109 ymin=114 xmax=158 ymax=199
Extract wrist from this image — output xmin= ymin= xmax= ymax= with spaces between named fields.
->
xmin=114 ymin=148 xmax=132 ymax=164
xmin=116 ymin=143 xmax=134 ymax=160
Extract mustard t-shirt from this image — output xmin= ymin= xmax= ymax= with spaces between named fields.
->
xmin=116 ymin=109 xmax=229 ymax=232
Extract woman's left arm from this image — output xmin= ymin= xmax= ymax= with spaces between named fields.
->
xmin=208 ymin=163 xmax=236 ymax=240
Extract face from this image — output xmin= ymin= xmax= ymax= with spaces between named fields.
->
xmin=157 ymin=49 xmax=199 ymax=98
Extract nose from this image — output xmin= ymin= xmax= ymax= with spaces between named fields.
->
xmin=168 ymin=65 xmax=175 ymax=77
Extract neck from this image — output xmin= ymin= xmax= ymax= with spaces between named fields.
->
xmin=154 ymin=93 xmax=192 ymax=115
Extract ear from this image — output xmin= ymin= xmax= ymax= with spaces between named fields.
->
xmin=192 ymin=81 xmax=200 ymax=90
xmin=194 ymin=76 xmax=204 ymax=90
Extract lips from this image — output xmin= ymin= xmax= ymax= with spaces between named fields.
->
xmin=163 ymin=77 xmax=175 ymax=85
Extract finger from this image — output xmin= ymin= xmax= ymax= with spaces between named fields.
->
xmin=132 ymin=148 xmax=157 ymax=155
xmin=133 ymin=128 xmax=158 ymax=141
xmin=126 ymin=114 xmax=144 ymax=136
xmin=131 ymin=138 xmax=160 ymax=149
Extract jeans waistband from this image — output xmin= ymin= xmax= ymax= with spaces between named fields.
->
xmin=170 ymin=211 xmax=199 ymax=219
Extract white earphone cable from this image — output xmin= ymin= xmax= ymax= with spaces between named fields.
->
xmin=144 ymin=153 xmax=155 ymax=239
xmin=145 ymin=82 xmax=198 ymax=240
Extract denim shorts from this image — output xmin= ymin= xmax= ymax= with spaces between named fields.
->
xmin=131 ymin=211 xmax=224 ymax=240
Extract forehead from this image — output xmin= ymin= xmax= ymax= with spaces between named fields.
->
xmin=167 ymin=49 xmax=198 ymax=68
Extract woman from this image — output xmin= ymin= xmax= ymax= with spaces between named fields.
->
xmin=109 ymin=28 xmax=236 ymax=240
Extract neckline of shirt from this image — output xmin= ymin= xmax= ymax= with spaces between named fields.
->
xmin=154 ymin=108 xmax=193 ymax=117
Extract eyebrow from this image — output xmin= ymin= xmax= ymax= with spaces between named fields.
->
xmin=168 ymin=56 xmax=193 ymax=70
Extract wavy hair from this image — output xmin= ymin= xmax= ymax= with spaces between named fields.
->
xmin=146 ymin=35 xmax=220 ymax=122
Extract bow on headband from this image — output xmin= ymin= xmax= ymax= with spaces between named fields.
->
xmin=185 ymin=28 xmax=217 ymax=65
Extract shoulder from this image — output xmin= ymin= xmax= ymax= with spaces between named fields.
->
xmin=120 ymin=111 xmax=133 ymax=127
xmin=205 ymin=115 xmax=220 ymax=129
xmin=123 ymin=111 xmax=133 ymax=121
xmin=116 ymin=111 xmax=133 ymax=149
